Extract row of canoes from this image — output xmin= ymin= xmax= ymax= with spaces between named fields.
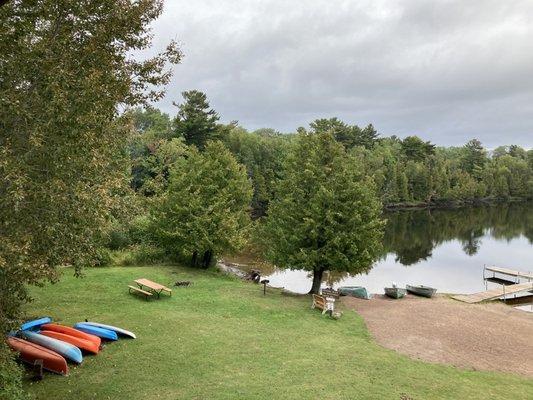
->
xmin=6 ymin=317 xmax=135 ymax=376
xmin=335 ymin=284 xmax=437 ymax=300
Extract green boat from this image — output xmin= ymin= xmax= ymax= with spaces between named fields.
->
xmin=384 ymin=287 xmax=406 ymax=299
xmin=406 ymin=284 xmax=437 ymax=298
xmin=338 ymin=286 xmax=372 ymax=299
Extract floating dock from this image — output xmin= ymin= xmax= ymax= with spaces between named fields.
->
xmin=485 ymin=266 xmax=533 ymax=281
xmin=452 ymin=282 xmax=533 ymax=304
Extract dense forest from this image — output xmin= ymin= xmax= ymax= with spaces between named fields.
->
xmin=129 ymin=91 xmax=533 ymax=219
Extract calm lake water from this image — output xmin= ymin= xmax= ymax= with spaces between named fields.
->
xmin=264 ymin=202 xmax=533 ymax=295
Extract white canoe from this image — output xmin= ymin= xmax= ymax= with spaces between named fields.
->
xmin=81 ymin=322 xmax=136 ymax=339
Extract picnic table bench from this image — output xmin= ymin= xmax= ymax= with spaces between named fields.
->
xmin=134 ymin=278 xmax=172 ymax=298
xmin=128 ymin=285 xmax=153 ymax=300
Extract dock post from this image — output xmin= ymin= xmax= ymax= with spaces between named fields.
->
xmin=503 ymin=284 xmax=506 ymax=302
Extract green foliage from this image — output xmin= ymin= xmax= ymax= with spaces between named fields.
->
xmin=308 ymin=118 xmax=379 ymax=149
xmin=0 ymin=0 xmax=180 ymax=391
xmin=222 ymin=126 xmax=290 ymax=217
xmin=400 ymin=136 xmax=436 ymax=162
xmin=261 ymin=132 xmax=384 ymax=293
xmin=151 ymin=141 xmax=253 ymax=267
xmin=462 ymin=139 xmax=487 ymax=175
xmin=173 ymin=90 xmax=220 ymax=149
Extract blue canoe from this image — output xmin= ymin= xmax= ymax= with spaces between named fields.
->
xmin=81 ymin=322 xmax=136 ymax=339
xmin=18 ymin=330 xmax=83 ymax=364
xmin=21 ymin=317 xmax=52 ymax=331
xmin=73 ymin=323 xmax=118 ymax=341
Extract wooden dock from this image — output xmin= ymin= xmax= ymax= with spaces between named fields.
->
xmin=452 ymin=282 xmax=533 ymax=304
xmin=485 ymin=266 xmax=533 ymax=281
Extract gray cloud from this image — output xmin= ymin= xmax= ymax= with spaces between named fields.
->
xmin=146 ymin=0 xmax=533 ymax=147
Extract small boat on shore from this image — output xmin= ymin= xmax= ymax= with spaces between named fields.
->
xmin=41 ymin=323 xmax=101 ymax=348
xmin=7 ymin=337 xmax=68 ymax=375
xmin=18 ymin=330 xmax=83 ymax=363
xmin=406 ymin=284 xmax=437 ymax=298
xmin=20 ymin=317 xmax=52 ymax=331
xmin=338 ymin=286 xmax=372 ymax=299
xmin=40 ymin=331 xmax=100 ymax=354
xmin=81 ymin=321 xmax=136 ymax=339
xmin=73 ymin=323 xmax=118 ymax=341
xmin=384 ymin=287 xmax=406 ymax=299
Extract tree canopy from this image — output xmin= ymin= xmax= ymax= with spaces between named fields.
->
xmin=173 ymin=90 xmax=220 ymax=149
xmin=151 ymin=141 xmax=253 ymax=268
xmin=260 ymin=132 xmax=384 ymax=293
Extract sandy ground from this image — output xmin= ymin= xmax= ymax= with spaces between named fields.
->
xmin=342 ymin=294 xmax=533 ymax=377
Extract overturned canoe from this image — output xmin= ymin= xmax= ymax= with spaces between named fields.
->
xmin=41 ymin=323 xmax=101 ymax=348
xmin=7 ymin=337 xmax=68 ymax=375
xmin=406 ymin=284 xmax=437 ymax=298
xmin=81 ymin=321 xmax=136 ymax=339
xmin=73 ymin=323 xmax=118 ymax=341
xmin=40 ymin=331 xmax=100 ymax=354
xmin=18 ymin=330 xmax=83 ymax=364
xmin=338 ymin=286 xmax=372 ymax=299
xmin=384 ymin=287 xmax=406 ymax=299
xmin=20 ymin=317 xmax=52 ymax=331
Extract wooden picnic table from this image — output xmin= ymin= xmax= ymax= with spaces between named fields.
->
xmin=134 ymin=278 xmax=172 ymax=298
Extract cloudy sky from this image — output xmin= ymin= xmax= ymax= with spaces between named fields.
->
xmin=147 ymin=0 xmax=533 ymax=147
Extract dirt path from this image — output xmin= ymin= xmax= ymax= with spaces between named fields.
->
xmin=342 ymin=294 xmax=533 ymax=377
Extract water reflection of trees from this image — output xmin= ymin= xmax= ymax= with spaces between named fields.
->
xmin=382 ymin=202 xmax=533 ymax=266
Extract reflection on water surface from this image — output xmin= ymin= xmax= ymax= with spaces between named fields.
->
xmin=265 ymin=202 xmax=533 ymax=294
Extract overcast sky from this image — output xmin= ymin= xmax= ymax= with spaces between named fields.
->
xmin=147 ymin=0 xmax=533 ymax=147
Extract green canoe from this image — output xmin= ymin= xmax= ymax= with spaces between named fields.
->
xmin=384 ymin=287 xmax=406 ymax=299
xmin=338 ymin=286 xmax=372 ymax=299
xmin=406 ymin=284 xmax=437 ymax=298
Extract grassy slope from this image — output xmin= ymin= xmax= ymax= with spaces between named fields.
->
xmin=23 ymin=265 xmax=532 ymax=400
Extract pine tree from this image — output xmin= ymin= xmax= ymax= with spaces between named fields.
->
xmin=261 ymin=132 xmax=384 ymax=293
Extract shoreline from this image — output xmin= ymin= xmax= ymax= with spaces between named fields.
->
xmin=384 ymin=196 xmax=531 ymax=211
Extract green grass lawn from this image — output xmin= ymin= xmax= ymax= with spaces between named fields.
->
xmin=23 ymin=265 xmax=532 ymax=400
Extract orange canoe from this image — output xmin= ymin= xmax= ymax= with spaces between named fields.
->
xmin=40 ymin=330 xmax=100 ymax=354
xmin=41 ymin=323 xmax=101 ymax=348
xmin=7 ymin=337 xmax=68 ymax=375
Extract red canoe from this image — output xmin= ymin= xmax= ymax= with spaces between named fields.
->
xmin=41 ymin=323 xmax=101 ymax=348
xmin=7 ymin=337 xmax=68 ymax=375
xmin=40 ymin=330 xmax=100 ymax=354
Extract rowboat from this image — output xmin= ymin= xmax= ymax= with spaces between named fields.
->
xmin=384 ymin=287 xmax=406 ymax=299
xmin=20 ymin=317 xmax=52 ymax=331
xmin=406 ymin=284 xmax=437 ymax=298
xmin=41 ymin=323 xmax=101 ymax=348
xmin=18 ymin=330 xmax=83 ymax=364
xmin=73 ymin=323 xmax=118 ymax=341
xmin=7 ymin=337 xmax=68 ymax=375
xmin=338 ymin=286 xmax=372 ymax=299
xmin=40 ymin=331 xmax=100 ymax=354
xmin=81 ymin=321 xmax=136 ymax=339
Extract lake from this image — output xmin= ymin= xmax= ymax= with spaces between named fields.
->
xmin=264 ymin=202 xmax=533 ymax=295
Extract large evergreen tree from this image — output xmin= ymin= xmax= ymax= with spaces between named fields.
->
xmin=151 ymin=141 xmax=253 ymax=268
xmin=173 ymin=90 xmax=219 ymax=149
xmin=261 ymin=132 xmax=384 ymax=294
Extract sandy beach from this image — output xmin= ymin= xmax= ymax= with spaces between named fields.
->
xmin=342 ymin=294 xmax=533 ymax=377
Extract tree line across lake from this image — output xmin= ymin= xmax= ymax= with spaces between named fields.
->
xmin=130 ymin=90 xmax=533 ymax=219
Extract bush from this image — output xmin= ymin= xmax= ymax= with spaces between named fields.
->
xmin=0 ymin=346 xmax=27 ymax=400
xmin=107 ymin=229 xmax=132 ymax=250
xmin=92 ymin=248 xmax=112 ymax=267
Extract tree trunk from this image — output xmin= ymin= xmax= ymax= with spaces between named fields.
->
xmin=191 ymin=251 xmax=198 ymax=268
xmin=308 ymin=268 xmax=325 ymax=294
xmin=201 ymin=250 xmax=213 ymax=269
